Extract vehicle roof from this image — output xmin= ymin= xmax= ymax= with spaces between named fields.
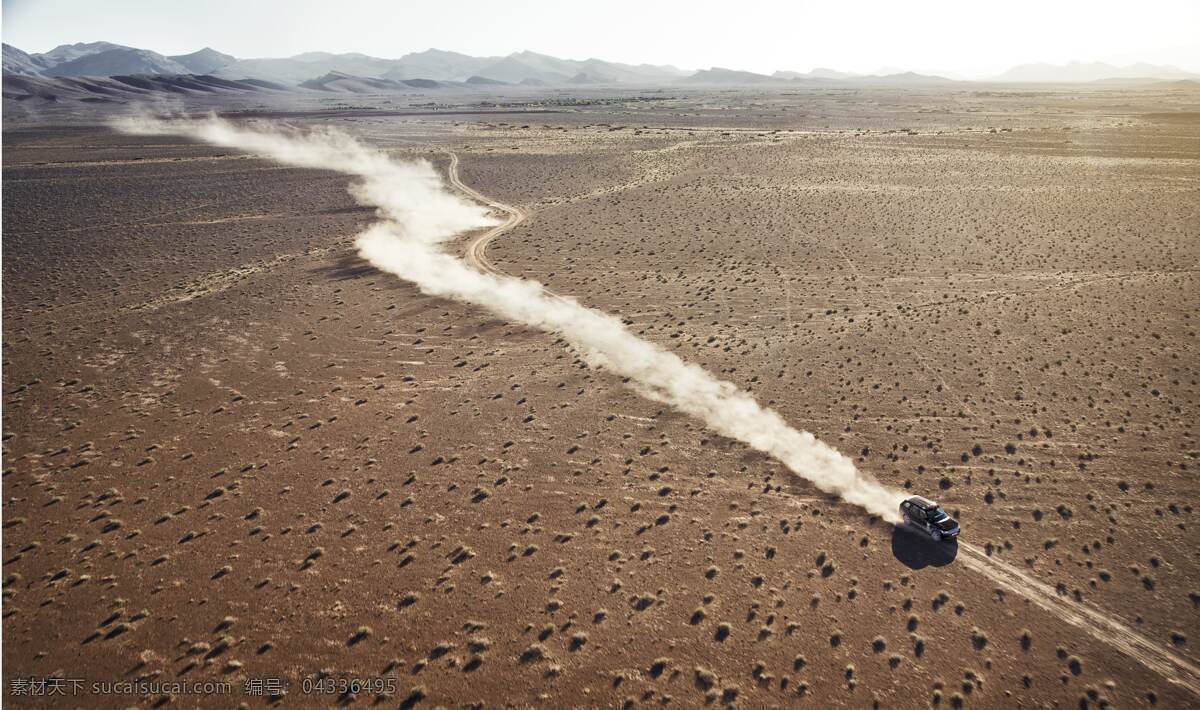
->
xmin=905 ymin=495 xmax=939 ymax=509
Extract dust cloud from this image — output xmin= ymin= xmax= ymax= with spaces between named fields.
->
xmin=113 ymin=114 xmax=905 ymax=521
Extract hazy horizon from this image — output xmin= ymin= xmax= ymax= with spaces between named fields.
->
xmin=4 ymin=0 xmax=1199 ymax=78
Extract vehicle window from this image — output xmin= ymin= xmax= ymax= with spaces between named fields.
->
xmin=910 ymin=507 xmax=925 ymax=521
xmin=931 ymin=508 xmax=948 ymax=521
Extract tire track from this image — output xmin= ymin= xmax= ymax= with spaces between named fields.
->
xmin=958 ymin=542 xmax=1199 ymax=696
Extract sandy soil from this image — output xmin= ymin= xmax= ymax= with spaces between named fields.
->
xmin=3 ymin=86 xmax=1198 ymax=708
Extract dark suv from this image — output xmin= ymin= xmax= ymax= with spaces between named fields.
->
xmin=900 ymin=496 xmax=960 ymax=541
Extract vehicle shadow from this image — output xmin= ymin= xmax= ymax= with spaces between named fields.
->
xmin=310 ymin=253 xmax=384 ymax=282
xmin=891 ymin=525 xmax=958 ymax=569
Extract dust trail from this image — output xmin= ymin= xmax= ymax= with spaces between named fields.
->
xmin=112 ymin=114 xmax=904 ymax=521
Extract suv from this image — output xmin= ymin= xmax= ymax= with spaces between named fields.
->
xmin=900 ymin=496 xmax=960 ymax=541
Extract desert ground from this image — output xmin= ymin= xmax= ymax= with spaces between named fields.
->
xmin=3 ymin=86 xmax=1199 ymax=708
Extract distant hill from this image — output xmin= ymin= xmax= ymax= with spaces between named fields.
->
xmin=469 ymin=52 xmax=576 ymax=84
xmin=465 ymin=52 xmax=687 ymax=84
xmin=3 ymin=72 xmax=285 ymax=103
xmin=299 ymin=71 xmax=444 ymax=93
xmin=809 ymin=67 xmax=859 ymax=80
xmin=574 ymin=58 xmax=690 ymax=83
xmin=382 ymin=48 xmax=493 ymax=81
xmin=859 ymin=71 xmax=954 ymax=85
xmin=42 ymin=48 xmax=190 ymax=77
xmin=38 ymin=41 xmax=129 ymax=65
xmin=2 ymin=44 xmax=51 ymax=76
xmin=569 ymin=72 xmax=605 ymax=85
xmin=215 ymin=53 xmax=397 ymax=83
xmin=774 ymin=68 xmax=857 ymax=80
xmin=169 ymin=47 xmax=236 ymax=74
xmin=772 ymin=68 xmax=951 ymax=85
xmin=993 ymin=61 xmax=1200 ymax=83
xmin=299 ymin=71 xmax=406 ymax=93
xmin=465 ymin=75 xmax=507 ymax=86
xmin=683 ymin=67 xmax=780 ymax=85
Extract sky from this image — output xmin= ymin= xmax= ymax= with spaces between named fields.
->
xmin=4 ymin=0 xmax=1199 ymax=77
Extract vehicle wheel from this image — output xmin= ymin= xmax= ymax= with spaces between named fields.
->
xmin=902 ymin=515 xmax=911 ymax=527
xmin=931 ymin=529 xmax=942 ymax=542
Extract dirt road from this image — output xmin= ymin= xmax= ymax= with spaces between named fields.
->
xmin=448 ymin=151 xmax=528 ymax=278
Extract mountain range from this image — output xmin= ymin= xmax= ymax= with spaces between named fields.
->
xmin=993 ymin=60 xmax=1200 ymax=83
xmin=4 ymin=41 xmax=1199 ymax=91
xmin=2 ymin=42 xmax=694 ymax=87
